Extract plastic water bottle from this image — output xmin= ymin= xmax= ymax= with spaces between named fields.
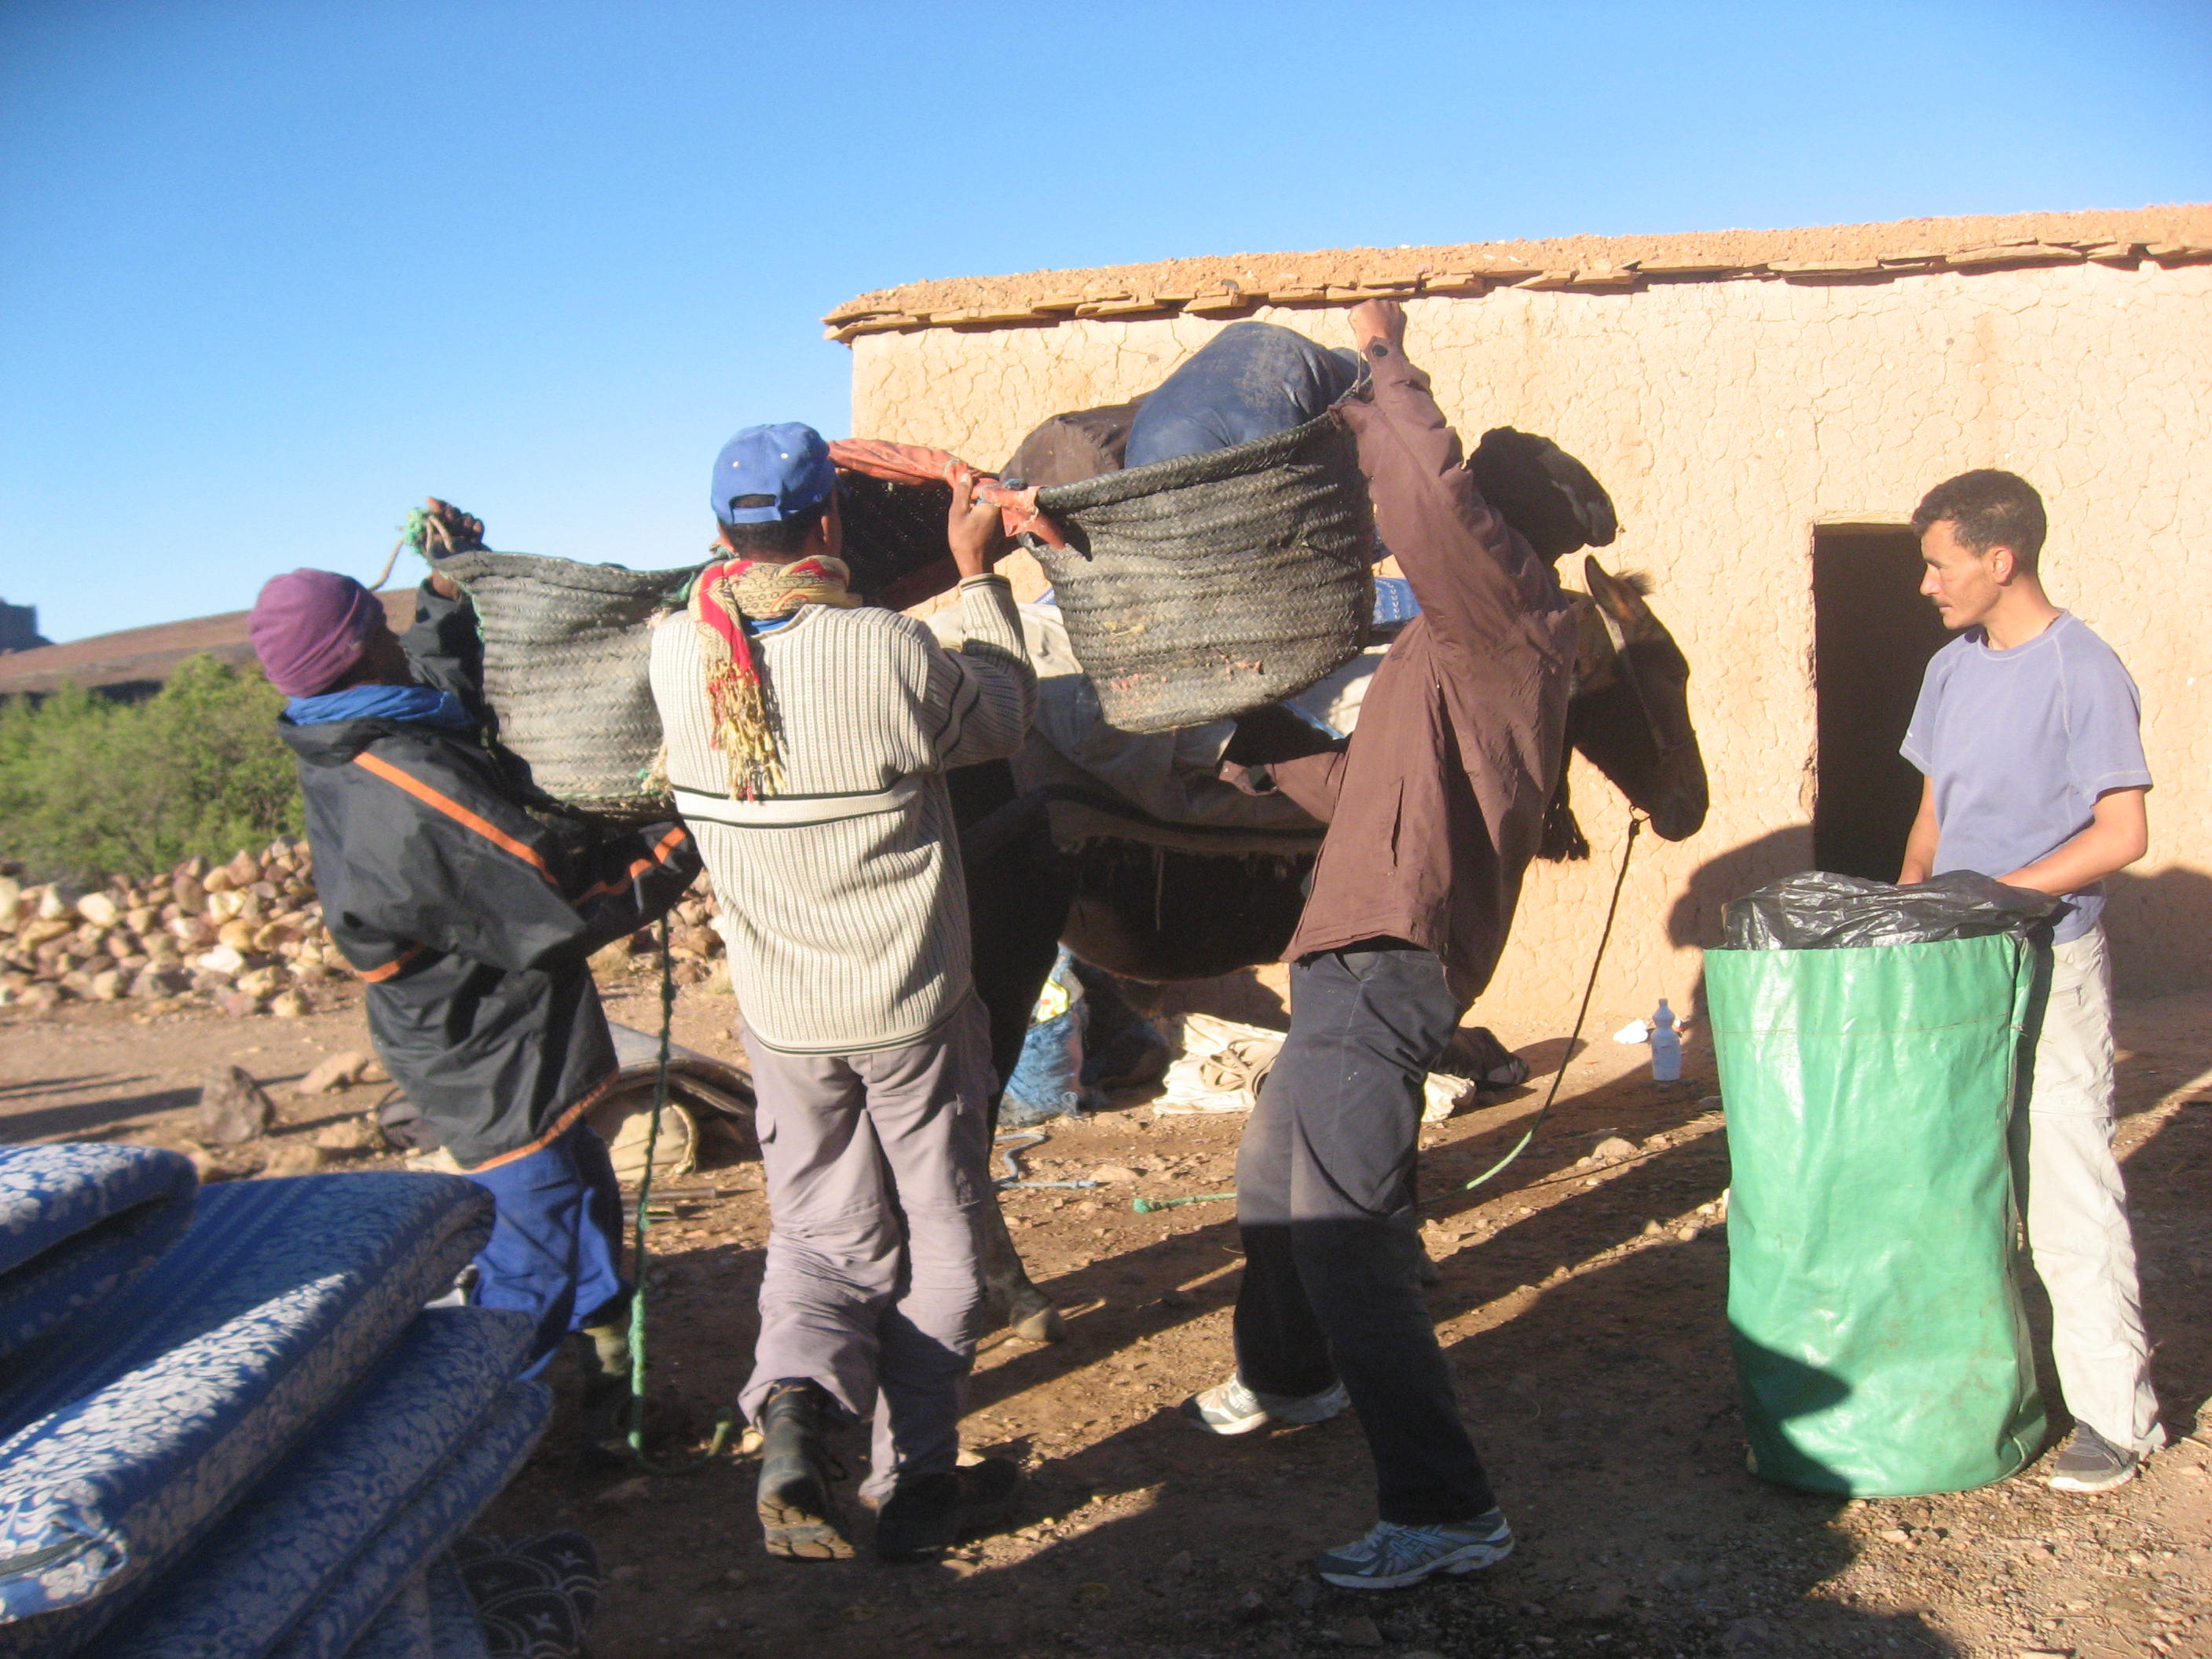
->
xmin=1649 ymin=999 xmax=1682 ymax=1082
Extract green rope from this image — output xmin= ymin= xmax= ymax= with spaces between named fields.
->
xmin=1453 ymin=812 xmax=1643 ymax=1196
xmin=624 ymin=911 xmax=733 ymax=1473
xmin=1131 ymin=1192 xmax=1237 ymax=1214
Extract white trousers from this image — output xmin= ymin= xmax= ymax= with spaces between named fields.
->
xmin=2013 ymin=925 xmax=2163 ymax=1455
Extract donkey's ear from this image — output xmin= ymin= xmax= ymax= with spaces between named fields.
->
xmin=1584 ymin=555 xmax=1654 ymax=629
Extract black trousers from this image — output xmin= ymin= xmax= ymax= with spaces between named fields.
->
xmin=1232 ymin=941 xmax=1498 ymax=1525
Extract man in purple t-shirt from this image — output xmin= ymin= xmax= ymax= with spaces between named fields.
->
xmin=1899 ymin=468 xmax=2160 ymax=1492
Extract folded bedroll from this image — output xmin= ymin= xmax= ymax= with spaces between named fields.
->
xmin=1706 ymin=933 xmax=2046 ymax=1496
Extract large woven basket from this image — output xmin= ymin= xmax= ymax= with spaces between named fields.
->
xmin=440 ymin=551 xmax=691 ymax=822
xmin=1031 ymin=412 xmax=1374 ymax=734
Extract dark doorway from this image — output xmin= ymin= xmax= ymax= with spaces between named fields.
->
xmin=1812 ymin=525 xmax=1954 ymax=880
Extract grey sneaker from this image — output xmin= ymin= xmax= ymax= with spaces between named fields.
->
xmin=1181 ymin=1375 xmax=1350 ymax=1436
xmin=2048 ymin=1425 xmax=2141 ymax=1492
xmin=1316 ymin=1510 xmax=1515 ymax=1589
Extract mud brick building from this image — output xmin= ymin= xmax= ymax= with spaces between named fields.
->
xmin=829 ymin=206 xmax=2212 ymax=1023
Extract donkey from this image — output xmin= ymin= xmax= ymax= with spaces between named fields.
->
xmin=959 ymin=556 xmax=1708 ymax=1342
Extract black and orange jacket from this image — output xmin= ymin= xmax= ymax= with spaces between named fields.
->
xmin=277 ymin=581 xmax=701 ymax=1170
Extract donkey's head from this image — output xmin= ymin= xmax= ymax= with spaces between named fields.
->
xmin=1563 ymin=556 xmax=1708 ymax=844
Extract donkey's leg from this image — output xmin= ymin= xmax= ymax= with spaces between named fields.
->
xmin=978 ymin=1192 xmax=1064 ymax=1343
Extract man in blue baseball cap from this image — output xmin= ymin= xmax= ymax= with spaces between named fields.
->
xmin=651 ymin=422 xmax=1036 ymax=1564
xmin=709 ymin=422 xmax=839 ymax=528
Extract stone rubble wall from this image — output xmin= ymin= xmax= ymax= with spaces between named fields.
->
xmin=851 ymin=259 xmax=2212 ymax=1024
xmin=0 ymin=853 xmax=729 ymax=1016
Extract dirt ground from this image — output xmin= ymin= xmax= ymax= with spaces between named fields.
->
xmin=5 ymin=971 xmax=2211 ymax=1659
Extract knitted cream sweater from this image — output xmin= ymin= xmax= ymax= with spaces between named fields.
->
xmin=649 ymin=574 xmax=1035 ymax=1054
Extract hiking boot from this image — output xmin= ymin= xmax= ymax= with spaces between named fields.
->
xmin=2048 ymin=1425 xmax=2142 ymax=1493
xmin=1181 ymin=1375 xmax=1350 ymax=1436
xmin=1315 ymin=1511 xmax=1514 ymax=1590
xmin=873 ymin=1457 xmax=1024 ymax=1562
xmin=754 ymin=1381 xmax=852 ymax=1559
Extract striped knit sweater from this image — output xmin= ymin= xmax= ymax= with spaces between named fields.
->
xmin=649 ymin=573 xmax=1035 ymax=1054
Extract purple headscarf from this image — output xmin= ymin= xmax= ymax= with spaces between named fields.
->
xmin=247 ymin=570 xmax=386 ymax=697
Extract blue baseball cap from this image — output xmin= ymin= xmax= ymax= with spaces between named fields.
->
xmin=711 ymin=423 xmax=837 ymax=525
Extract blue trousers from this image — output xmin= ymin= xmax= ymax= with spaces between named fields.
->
xmin=1234 ymin=943 xmax=1498 ymax=1525
xmin=465 ymin=1125 xmax=629 ymax=1380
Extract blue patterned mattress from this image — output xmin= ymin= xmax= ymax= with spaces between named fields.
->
xmin=340 ymin=1576 xmax=430 ymax=1659
xmin=266 ymin=1380 xmax=549 ymax=1659
xmin=345 ymin=1560 xmax=490 ymax=1659
xmin=0 ymin=1174 xmax=494 ymax=1654
xmin=0 ymin=1144 xmax=197 ymax=1361
xmin=96 ymin=1308 xmax=532 ymax=1659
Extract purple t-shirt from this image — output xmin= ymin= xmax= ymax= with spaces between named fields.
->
xmin=1900 ymin=612 xmax=2151 ymax=943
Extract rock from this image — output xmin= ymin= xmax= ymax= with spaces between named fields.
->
xmin=225 ymin=852 xmax=262 ymax=888
xmin=361 ymin=1059 xmax=389 ymax=1084
xmin=196 ymin=1064 xmax=276 ymax=1144
xmin=1594 ymin=1135 xmax=1639 ymax=1163
xmin=86 ymin=969 xmax=124 ymax=1002
xmin=298 ymin=1051 xmax=375 ymax=1096
xmin=669 ymin=925 xmax=720 ymax=959
xmin=261 ymin=1141 xmax=328 ymax=1177
xmin=37 ymin=883 xmax=81 ymax=921
xmin=10 ymin=983 xmax=61 ymax=1013
xmin=217 ymin=919 xmax=257 ymax=951
xmin=17 ymin=917 xmax=74 ymax=951
xmin=219 ymin=991 xmax=266 ymax=1018
xmin=269 ymin=990 xmax=308 ymax=1019
xmin=196 ymin=944 xmax=246 ymax=977
xmin=1090 ymin=1165 xmax=1140 ymax=1185
xmin=185 ymin=1148 xmax=249 ymax=1183
xmin=203 ymin=866 xmax=235 ymax=894
xmin=1333 ymin=1616 xmax=1383 ymax=1648
xmin=0 ymin=876 xmax=19 ymax=928
xmin=76 ymin=892 xmax=119 ymax=928
xmin=314 ymin=1118 xmax=377 ymax=1152
xmin=172 ymin=874 xmax=207 ymax=908
xmin=1675 ymin=1225 xmax=1700 ymax=1243
xmin=1230 ymin=1588 xmax=1269 ymax=1624
xmin=130 ymin=968 xmax=190 ymax=999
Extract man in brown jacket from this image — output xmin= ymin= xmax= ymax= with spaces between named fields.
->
xmin=1181 ymin=300 xmax=1577 ymax=1589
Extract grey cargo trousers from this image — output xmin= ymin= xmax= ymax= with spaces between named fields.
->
xmin=738 ymin=995 xmax=995 ymax=1502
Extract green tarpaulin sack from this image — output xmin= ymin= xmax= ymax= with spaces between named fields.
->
xmin=1707 ymin=932 xmax=2045 ymax=1495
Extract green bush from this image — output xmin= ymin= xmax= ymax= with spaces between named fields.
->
xmin=0 ymin=656 xmax=303 ymax=885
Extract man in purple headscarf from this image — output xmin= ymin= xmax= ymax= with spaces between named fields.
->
xmin=250 ymin=501 xmax=701 ymax=1452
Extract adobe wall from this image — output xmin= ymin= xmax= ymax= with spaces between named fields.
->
xmin=850 ymin=260 xmax=2212 ymax=1029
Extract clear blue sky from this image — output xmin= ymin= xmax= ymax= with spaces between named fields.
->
xmin=3 ymin=1 xmax=2206 ymax=643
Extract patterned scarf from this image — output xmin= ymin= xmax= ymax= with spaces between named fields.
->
xmin=690 ymin=555 xmax=859 ymax=798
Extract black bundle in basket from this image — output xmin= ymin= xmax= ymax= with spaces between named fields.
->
xmin=833 ymin=470 xmax=958 ymax=610
xmin=438 ymin=551 xmax=691 ymax=823
xmin=1031 ymin=412 xmax=1375 ymax=734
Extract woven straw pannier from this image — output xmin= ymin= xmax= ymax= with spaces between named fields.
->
xmin=1031 ymin=411 xmax=1375 ymax=734
xmin=439 ymin=551 xmax=692 ymax=823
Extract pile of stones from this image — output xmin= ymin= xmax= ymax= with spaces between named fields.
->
xmin=0 ymin=840 xmax=733 ymax=1016
xmin=0 ymin=839 xmax=340 ymax=1016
